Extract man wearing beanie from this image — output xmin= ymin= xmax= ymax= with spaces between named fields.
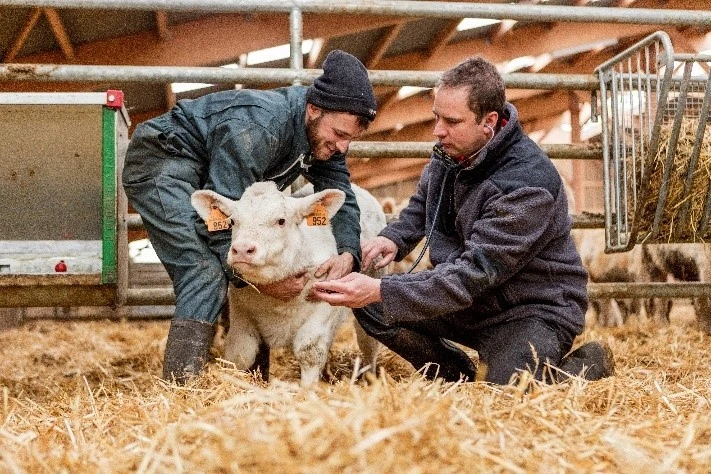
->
xmin=122 ymin=50 xmax=377 ymax=384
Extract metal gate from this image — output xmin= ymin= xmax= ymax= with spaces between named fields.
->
xmin=596 ymin=31 xmax=711 ymax=252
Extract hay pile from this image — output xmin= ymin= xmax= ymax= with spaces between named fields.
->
xmin=0 ymin=313 xmax=710 ymax=473
xmin=636 ymin=118 xmax=711 ymax=243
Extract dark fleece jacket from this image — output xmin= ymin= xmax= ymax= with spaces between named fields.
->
xmin=379 ymin=103 xmax=588 ymax=337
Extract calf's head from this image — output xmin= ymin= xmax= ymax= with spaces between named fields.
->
xmin=191 ymin=181 xmax=345 ymax=283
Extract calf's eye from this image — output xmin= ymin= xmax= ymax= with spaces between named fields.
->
xmin=277 ymin=218 xmax=286 ymax=226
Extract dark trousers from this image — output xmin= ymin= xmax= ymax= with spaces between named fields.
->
xmin=355 ymin=304 xmax=576 ymax=385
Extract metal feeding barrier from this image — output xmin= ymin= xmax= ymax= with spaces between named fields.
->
xmin=596 ymin=31 xmax=711 ymax=252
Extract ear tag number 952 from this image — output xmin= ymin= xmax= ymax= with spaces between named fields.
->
xmin=207 ymin=205 xmax=230 ymax=232
xmin=306 ymin=203 xmax=329 ymax=227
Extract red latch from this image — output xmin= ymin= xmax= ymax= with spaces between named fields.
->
xmin=106 ymin=90 xmax=124 ymax=109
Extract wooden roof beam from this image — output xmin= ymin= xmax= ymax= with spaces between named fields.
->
xmin=306 ymin=38 xmax=325 ymax=68
xmin=43 ymin=7 xmax=75 ymax=61
xmin=377 ymin=22 xmax=661 ymax=72
xmin=367 ymin=22 xmax=405 ymax=69
xmin=155 ymin=11 xmax=171 ymax=41
xmin=488 ymin=19 xmax=517 ymax=43
xmin=6 ymin=13 xmax=401 ymax=67
xmin=2 ymin=7 xmax=42 ymax=63
xmin=426 ymin=19 xmax=460 ymax=59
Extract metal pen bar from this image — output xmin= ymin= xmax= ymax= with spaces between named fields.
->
xmin=0 ymin=64 xmax=600 ymax=90
xmin=697 ymin=72 xmax=711 ymax=236
xmin=598 ymin=72 xmax=615 ymax=250
xmin=630 ymin=36 xmax=675 ymax=246
xmin=619 ymin=62 xmax=629 ymax=239
xmin=1 ymin=0 xmax=711 ymax=26
xmin=674 ymin=66 xmax=711 ymax=239
xmin=121 ymin=281 xmax=711 ymax=307
xmin=651 ymin=62 xmax=692 ymax=239
xmin=627 ymin=57 xmax=637 ymax=223
xmin=587 ymin=282 xmax=711 ymax=299
xmin=127 ymin=212 xmax=606 ymax=231
xmin=608 ymin=65 xmax=624 ymax=248
xmin=347 ymin=141 xmax=603 ymax=159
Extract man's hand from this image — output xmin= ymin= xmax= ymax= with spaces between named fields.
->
xmin=361 ymin=236 xmax=398 ymax=271
xmin=314 ymin=252 xmax=354 ymax=281
xmin=312 ymin=272 xmax=382 ymax=308
xmin=255 ymin=271 xmax=308 ymax=301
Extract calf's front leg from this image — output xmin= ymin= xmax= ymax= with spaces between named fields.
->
xmin=224 ymin=314 xmax=262 ymax=372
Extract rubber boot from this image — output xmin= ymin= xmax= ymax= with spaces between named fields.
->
xmin=382 ymin=328 xmax=476 ymax=382
xmin=557 ymin=341 xmax=615 ymax=382
xmin=162 ymin=319 xmax=216 ymax=385
xmin=354 ymin=303 xmax=476 ymax=382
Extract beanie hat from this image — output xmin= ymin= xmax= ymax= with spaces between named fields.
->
xmin=306 ymin=50 xmax=377 ymax=121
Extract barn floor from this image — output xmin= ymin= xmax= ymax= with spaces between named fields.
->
xmin=0 ymin=303 xmax=709 ymax=473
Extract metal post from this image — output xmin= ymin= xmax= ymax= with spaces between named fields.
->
xmin=290 ymin=7 xmax=303 ymax=86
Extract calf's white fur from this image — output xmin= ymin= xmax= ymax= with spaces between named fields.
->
xmin=192 ymin=181 xmax=385 ymax=385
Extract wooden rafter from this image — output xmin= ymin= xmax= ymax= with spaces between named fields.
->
xmin=3 ymin=13 xmax=401 ymax=67
xmin=426 ymin=19 xmax=460 ymax=59
xmin=306 ymin=38 xmax=325 ymax=68
xmin=569 ymin=91 xmax=581 ymax=143
xmin=155 ymin=11 xmax=171 ymax=41
xmin=367 ymin=22 xmax=405 ymax=69
xmin=164 ymin=83 xmax=176 ymax=111
xmin=2 ymin=7 xmax=42 ymax=63
xmin=488 ymin=19 xmax=517 ymax=44
xmin=377 ymin=22 xmax=661 ymax=72
xmin=43 ymin=7 xmax=75 ymax=61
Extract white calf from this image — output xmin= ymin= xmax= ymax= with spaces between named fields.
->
xmin=192 ymin=181 xmax=385 ymax=385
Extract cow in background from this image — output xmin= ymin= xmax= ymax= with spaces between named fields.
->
xmin=643 ymin=243 xmax=711 ymax=334
xmin=573 ymin=228 xmax=648 ymax=327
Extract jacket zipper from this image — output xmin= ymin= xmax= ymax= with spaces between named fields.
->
xmin=265 ymin=153 xmax=313 ymax=190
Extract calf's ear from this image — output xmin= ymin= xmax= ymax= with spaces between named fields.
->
xmin=297 ymin=189 xmax=346 ymax=220
xmin=191 ymin=190 xmax=234 ymax=221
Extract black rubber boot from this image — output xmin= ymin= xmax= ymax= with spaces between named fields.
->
xmin=557 ymin=341 xmax=615 ymax=382
xmin=162 ymin=319 xmax=216 ymax=385
xmin=389 ymin=328 xmax=477 ymax=382
xmin=354 ymin=303 xmax=476 ymax=382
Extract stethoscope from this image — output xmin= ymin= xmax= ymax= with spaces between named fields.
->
xmin=404 ymin=123 xmax=495 ymax=273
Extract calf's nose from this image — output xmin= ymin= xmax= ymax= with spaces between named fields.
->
xmin=231 ymin=242 xmax=257 ymax=261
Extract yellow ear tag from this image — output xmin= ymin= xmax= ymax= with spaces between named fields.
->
xmin=206 ymin=204 xmax=230 ymax=232
xmin=306 ymin=203 xmax=329 ymax=226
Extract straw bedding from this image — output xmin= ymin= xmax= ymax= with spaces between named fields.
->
xmin=0 ymin=308 xmax=709 ymax=473
xmin=636 ymin=118 xmax=711 ymax=243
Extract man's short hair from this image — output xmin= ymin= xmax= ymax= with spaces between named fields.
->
xmin=438 ymin=57 xmax=506 ymax=121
